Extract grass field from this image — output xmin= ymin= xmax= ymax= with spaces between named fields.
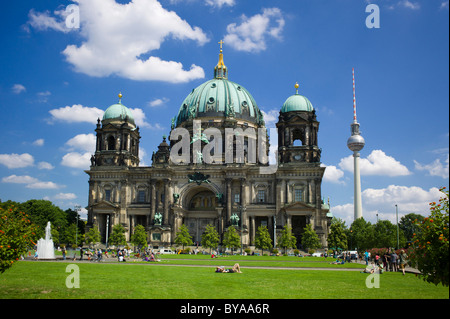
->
xmin=0 ymin=256 xmax=448 ymax=299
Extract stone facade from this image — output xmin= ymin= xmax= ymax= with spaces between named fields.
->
xmin=86 ymin=52 xmax=332 ymax=250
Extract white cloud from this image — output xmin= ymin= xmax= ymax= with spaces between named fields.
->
xmin=2 ymin=174 xmax=62 ymax=189
xmin=414 ymin=154 xmax=449 ymax=179
xmin=260 ymin=109 xmax=279 ymax=128
xmin=12 ymin=84 xmax=26 ymax=94
xmin=61 ymin=152 xmax=91 ymax=169
xmin=32 ymin=138 xmax=45 ymax=146
xmin=224 ymin=7 xmax=285 ymax=53
xmin=205 ymin=0 xmax=235 ymax=8
xmin=399 ymin=0 xmax=420 ymax=10
xmin=441 ymin=1 xmax=449 ymax=9
xmin=48 ymin=104 xmax=104 ymax=124
xmin=27 ymin=8 xmax=70 ymax=33
xmin=331 ymin=185 xmax=443 ymax=225
xmin=36 ymin=0 xmax=208 ymax=83
xmin=26 ymin=181 xmax=61 ymax=189
xmin=53 ymin=193 xmax=77 ymax=200
xmin=339 ymin=150 xmax=411 ymax=176
xmin=322 ymin=164 xmax=345 ymax=184
xmin=0 ymin=153 xmax=34 ymax=169
xmin=148 ymin=98 xmax=169 ymax=108
xmin=65 ymin=133 xmax=96 ymax=153
xmin=2 ymin=175 xmax=39 ymax=184
xmin=362 ymin=185 xmax=442 ymax=220
xmin=38 ymin=162 xmax=55 ymax=170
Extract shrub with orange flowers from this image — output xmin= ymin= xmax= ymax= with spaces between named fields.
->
xmin=408 ymin=187 xmax=449 ymax=286
xmin=0 ymin=205 xmax=39 ymax=273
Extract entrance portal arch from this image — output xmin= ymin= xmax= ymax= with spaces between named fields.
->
xmin=180 ymin=185 xmax=221 ymax=243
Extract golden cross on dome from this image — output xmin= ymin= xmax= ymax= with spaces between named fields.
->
xmin=218 ymin=40 xmax=224 ymax=51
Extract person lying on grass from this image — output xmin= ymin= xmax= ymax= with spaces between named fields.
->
xmin=215 ymin=263 xmax=242 ymax=273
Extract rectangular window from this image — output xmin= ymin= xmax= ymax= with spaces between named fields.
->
xmin=234 ymin=193 xmax=240 ymax=203
xmin=295 ymin=189 xmax=303 ymax=202
xmin=138 ymin=190 xmax=146 ymax=203
xmin=105 ymin=189 xmax=111 ymax=202
xmin=152 ymin=233 xmax=161 ymax=241
xmin=257 ymin=190 xmax=265 ymax=203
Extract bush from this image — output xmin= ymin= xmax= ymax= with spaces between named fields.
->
xmin=0 ymin=205 xmax=39 ymax=273
xmin=409 ymin=187 xmax=449 ymax=287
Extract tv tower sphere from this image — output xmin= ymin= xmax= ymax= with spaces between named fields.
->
xmin=347 ymin=131 xmax=365 ymax=152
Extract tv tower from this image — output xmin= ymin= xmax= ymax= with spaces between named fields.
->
xmin=347 ymin=68 xmax=365 ymax=220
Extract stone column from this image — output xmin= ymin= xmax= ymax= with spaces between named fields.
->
xmin=240 ymin=178 xmax=248 ymax=228
xmin=250 ymin=216 xmax=255 ymax=246
xmin=226 ymin=178 xmax=232 ymax=223
xmin=150 ymin=179 xmax=156 ymax=225
xmin=163 ymin=178 xmax=170 ymax=225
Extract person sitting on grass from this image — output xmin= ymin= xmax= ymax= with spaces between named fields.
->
xmin=215 ymin=263 xmax=242 ymax=273
xmin=330 ymin=259 xmax=345 ymax=265
xmin=361 ymin=262 xmax=383 ymax=274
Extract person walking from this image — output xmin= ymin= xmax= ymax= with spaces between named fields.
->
xmin=390 ymin=249 xmax=398 ymax=272
xmin=62 ymin=246 xmax=66 ymax=260
xmin=399 ymin=249 xmax=408 ymax=275
xmin=364 ymin=250 xmax=369 ymax=266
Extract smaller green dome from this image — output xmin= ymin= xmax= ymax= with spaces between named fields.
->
xmin=102 ymin=95 xmax=135 ymax=125
xmin=281 ymin=94 xmax=314 ymax=113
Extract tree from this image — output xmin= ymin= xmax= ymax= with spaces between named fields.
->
xmin=85 ymin=227 xmax=101 ymax=248
xmin=0 ymin=205 xmax=39 ymax=273
xmin=222 ymin=226 xmax=240 ymax=253
xmin=328 ymin=218 xmax=348 ymax=251
xmin=278 ymin=225 xmax=297 ymax=254
xmin=373 ymin=220 xmax=405 ymax=249
xmin=174 ymin=224 xmax=193 ymax=250
xmin=301 ymin=224 xmax=321 ymax=252
xmin=399 ymin=213 xmax=424 ymax=245
xmin=65 ymin=224 xmax=83 ymax=247
xmin=19 ymin=200 xmax=68 ymax=239
xmin=255 ymin=225 xmax=272 ymax=255
xmin=109 ymin=224 xmax=127 ymax=247
xmin=350 ymin=218 xmax=374 ymax=251
xmin=201 ymin=224 xmax=220 ymax=253
xmin=131 ymin=224 xmax=148 ymax=249
xmin=409 ymin=187 xmax=449 ymax=287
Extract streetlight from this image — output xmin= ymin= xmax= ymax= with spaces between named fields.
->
xmin=74 ymin=205 xmax=81 ymax=247
xmin=395 ymin=204 xmax=399 ymax=250
xmin=239 ymin=205 xmax=246 ymax=255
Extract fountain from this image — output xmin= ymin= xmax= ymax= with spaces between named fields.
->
xmin=36 ymin=221 xmax=55 ymax=260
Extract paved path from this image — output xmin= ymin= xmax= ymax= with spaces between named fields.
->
xmin=25 ymin=256 xmax=421 ymax=274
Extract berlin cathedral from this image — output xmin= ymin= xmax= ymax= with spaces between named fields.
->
xmin=85 ymin=45 xmax=332 ymax=250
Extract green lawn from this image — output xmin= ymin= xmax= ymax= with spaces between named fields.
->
xmin=0 ymin=260 xmax=448 ymax=299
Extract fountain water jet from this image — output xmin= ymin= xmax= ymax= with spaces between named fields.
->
xmin=36 ymin=221 xmax=55 ymax=260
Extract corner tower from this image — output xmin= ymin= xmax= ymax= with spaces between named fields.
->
xmin=92 ymin=93 xmax=141 ymax=168
xmin=276 ymin=83 xmax=321 ymax=164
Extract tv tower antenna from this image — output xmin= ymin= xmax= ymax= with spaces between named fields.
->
xmin=347 ymin=68 xmax=365 ymax=220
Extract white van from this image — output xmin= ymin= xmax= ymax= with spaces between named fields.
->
xmin=159 ymin=248 xmax=175 ymax=254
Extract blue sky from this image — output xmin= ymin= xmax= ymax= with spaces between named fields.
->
xmin=0 ymin=0 xmax=448 ymax=225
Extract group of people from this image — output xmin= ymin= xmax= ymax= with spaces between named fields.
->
xmin=364 ymin=249 xmax=409 ymax=275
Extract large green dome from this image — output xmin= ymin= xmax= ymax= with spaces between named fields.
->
xmin=175 ymin=46 xmax=264 ymax=127
xmin=102 ymin=97 xmax=135 ymax=125
xmin=175 ymin=78 xmax=263 ymax=126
